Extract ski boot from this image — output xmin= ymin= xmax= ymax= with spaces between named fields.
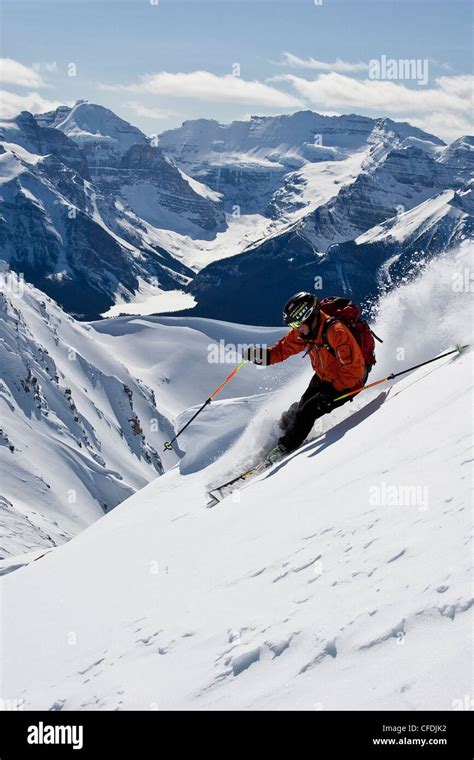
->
xmin=265 ymin=443 xmax=289 ymax=465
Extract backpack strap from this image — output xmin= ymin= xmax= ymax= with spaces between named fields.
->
xmin=321 ymin=316 xmax=339 ymax=356
xmin=302 ymin=340 xmax=316 ymax=358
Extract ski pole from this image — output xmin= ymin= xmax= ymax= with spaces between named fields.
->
xmin=334 ymin=344 xmax=469 ymax=402
xmin=163 ymin=360 xmax=247 ymax=451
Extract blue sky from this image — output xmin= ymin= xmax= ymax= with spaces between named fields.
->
xmin=1 ymin=0 xmax=472 ymax=141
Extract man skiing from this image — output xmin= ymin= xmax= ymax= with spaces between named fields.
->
xmin=243 ymin=292 xmax=373 ymax=464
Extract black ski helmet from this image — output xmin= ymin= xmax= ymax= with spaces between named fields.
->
xmin=283 ymin=292 xmax=319 ymax=327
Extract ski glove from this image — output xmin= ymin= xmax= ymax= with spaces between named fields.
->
xmin=242 ymin=344 xmax=269 ymax=366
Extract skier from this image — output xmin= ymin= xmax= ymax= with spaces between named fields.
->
xmin=243 ymin=292 xmax=372 ymax=464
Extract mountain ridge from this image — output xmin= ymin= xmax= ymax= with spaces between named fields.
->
xmin=1 ymin=101 xmax=471 ymax=321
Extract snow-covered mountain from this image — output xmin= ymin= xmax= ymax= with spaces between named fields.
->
xmin=159 ymin=117 xmax=472 ymax=324
xmin=183 ymin=186 xmax=473 ymax=324
xmin=0 ymin=263 xmax=295 ymax=557
xmin=0 ymin=112 xmax=199 ymax=318
xmin=0 ymin=105 xmax=226 ymax=317
xmin=329 ymin=184 xmax=474 ymax=299
xmin=158 ymin=112 xmax=443 ymax=215
xmin=2 ymin=250 xmax=472 ymax=709
xmin=0 ymin=110 xmax=90 ymax=177
xmin=36 ymin=100 xmax=148 ymax=153
xmin=319 ymin=127 xmax=470 ymax=241
xmin=180 ymin=134 xmax=473 ymax=325
xmin=0 ymin=266 xmax=175 ymax=556
xmin=37 ymin=101 xmax=225 ymax=232
xmin=1 ymin=102 xmax=472 ymax=322
xmin=437 ymin=135 xmax=474 ymax=182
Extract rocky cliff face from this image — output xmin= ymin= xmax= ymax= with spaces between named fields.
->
xmin=117 ymin=144 xmax=225 ymax=231
xmin=0 ymin=115 xmax=195 ymax=318
xmin=0 ymin=105 xmax=227 ymax=317
xmin=158 ymin=112 xmax=444 ymax=218
xmin=1 ymin=111 xmax=90 ymax=178
xmin=437 ymin=136 xmax=474 ymax=185
xmin=44 ymin=101 xmax=225 ymax=231
xmin=181 ymin=183 xmax=473 ymax=325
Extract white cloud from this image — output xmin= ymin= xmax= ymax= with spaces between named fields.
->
xmin=125 ymin=101 xmax=177 ymax=121
xmin=437 ymin=74 xmax=473 ymax=100
xmin=278 ymin=72 xmax=472 ymax=113
xmin=408 ymin=112 xmax=474 ymax=143
xmin=0 ymin=90 xmax=66 ymax=118
xmin=0 ymin=58 xmax=46 ymax=88
xmin=102 ymin=70 xmax=303 ymax=108
xmin=281 ymin=52 xmax=369 ymax=73
xmin=276 ymin=72 xmax=473 ymax=140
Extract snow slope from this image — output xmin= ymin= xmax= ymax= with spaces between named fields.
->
xmin=2 ymin=252 xmax=472 ymax=710
xmin=0 ymin=267 xmax=174 ymax=557
xmin=2 ymin=347 xmax=471 ymax=710
xmin=0 ymin=267 xmax=295 ymax=557
xmin=356 ymin=187 xmax=471 ymax=246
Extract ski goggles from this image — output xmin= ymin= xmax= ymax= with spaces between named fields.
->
xmin=285 ymin=302 xmax=316 ymax=329
xmin=288 ymin=318 xmax=306 ymax=329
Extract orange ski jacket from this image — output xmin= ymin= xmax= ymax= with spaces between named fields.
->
xmin=268 ymin=311 xmax=367 ymax=391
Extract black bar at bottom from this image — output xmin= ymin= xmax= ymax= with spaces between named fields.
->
xmin=0 ymin=709 xmax=472 ymax=757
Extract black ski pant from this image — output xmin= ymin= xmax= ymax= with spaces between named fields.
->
xmin=278 ymin=373 xmax=364 ymax=452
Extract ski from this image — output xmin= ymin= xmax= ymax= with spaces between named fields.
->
xmin=206 ymin=460 xmax=272 ymax=507
xmin=206 ymin=443 xmax=304 ymax=506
